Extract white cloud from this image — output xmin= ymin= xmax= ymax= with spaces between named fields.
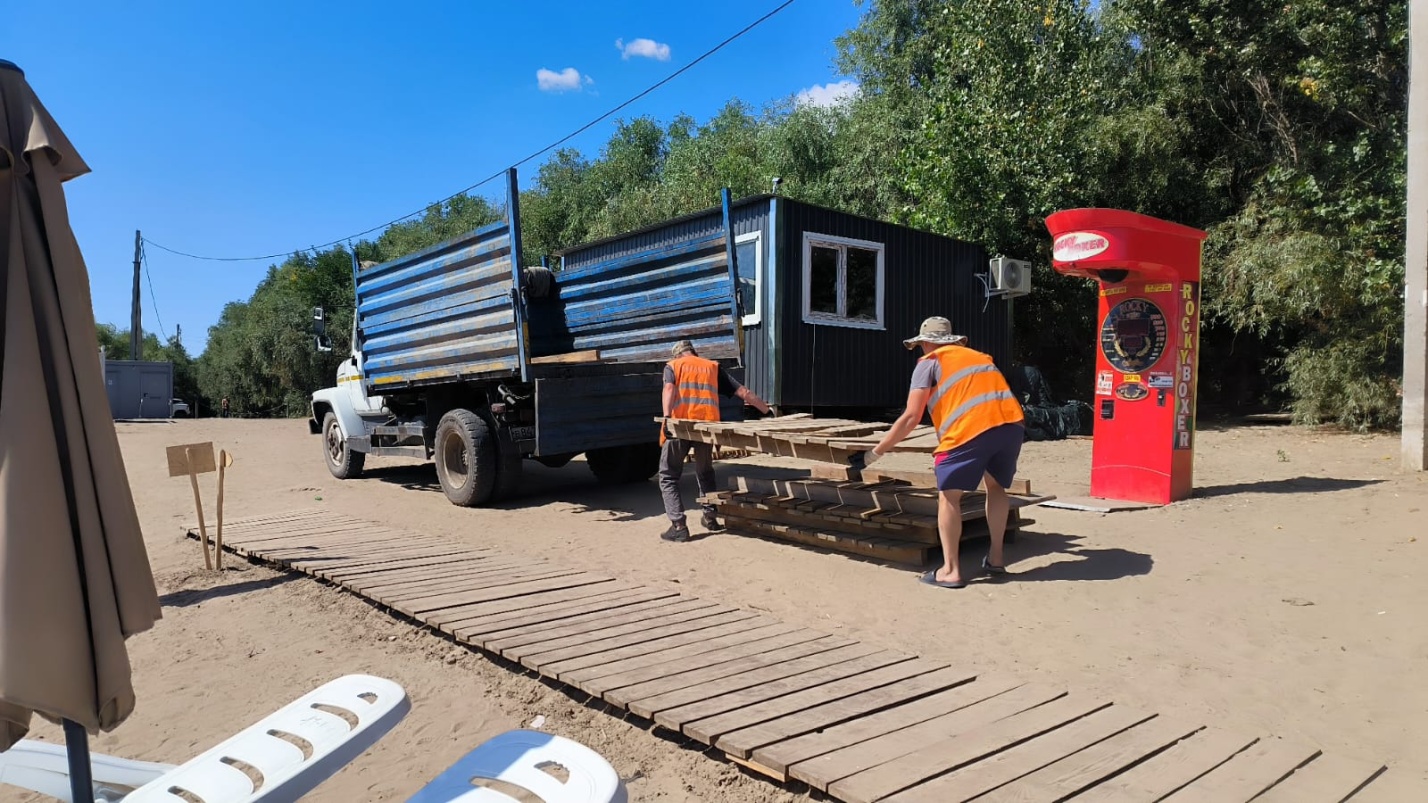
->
xmin=796 ymin=79 xmax=860 ymax=108
xmin=537 ymin=67 xmax=591 ymax=93
xmin=615 ymin=37 xmax=671 ymax=61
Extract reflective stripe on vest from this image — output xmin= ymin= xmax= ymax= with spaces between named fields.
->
xmin=922 ymin=345 xmax=1023 ymax=451
xmin=668 ymin=355 xmax=721 ymax=422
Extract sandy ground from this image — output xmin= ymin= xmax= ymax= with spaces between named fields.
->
xmin=13 ymin=418 xmax=1428 ymax=801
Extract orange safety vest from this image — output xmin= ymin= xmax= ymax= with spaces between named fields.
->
xmin=663 ymin=354 xmax=722 ymax=443
xmin=921 ymin=345 xmax=1024 ymax=452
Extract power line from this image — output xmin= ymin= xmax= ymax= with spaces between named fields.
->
xmin=140 ymin=242 xmax=169 ymax=344
xmin=141 ymin=0 xmax=798 ymax=263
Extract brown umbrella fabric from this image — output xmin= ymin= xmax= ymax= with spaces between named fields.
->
xmin=0 ymin=60 xmax=161 ymax=752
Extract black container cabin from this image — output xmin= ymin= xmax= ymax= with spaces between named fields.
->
xmin=557 ymin=195 xmax=1013 ymax=416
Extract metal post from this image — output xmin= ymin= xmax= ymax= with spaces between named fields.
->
xmin=1406 ymin=0 xmax=1428 ymax=471
xmin=62 ymin=719 xmax=93 ymax=803
xmin=130 ymin=229 xmax=142 ymax=361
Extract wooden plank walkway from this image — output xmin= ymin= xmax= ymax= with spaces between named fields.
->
xmin=190 ymin=509 xmax=1420 ymax=802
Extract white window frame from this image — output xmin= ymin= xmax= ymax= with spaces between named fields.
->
xmin=735 ymin=231 xmax=763 ymax=327
xmin=801 ymin=232 xmax=886 ymax=330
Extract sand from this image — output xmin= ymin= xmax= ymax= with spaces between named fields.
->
xmin=12 ymin=418 xmax=1428 ymax=800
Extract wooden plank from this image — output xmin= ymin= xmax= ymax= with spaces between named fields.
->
xmin=373 ymin=568 xmax=588 ymax=606
xmin=448 ymin=588 xmax=681 ymax=639
xmin=434 ymin=584 xmax=650 ymax=631
xmin=598 ymin=632 xmax=850 ymax=704
xmin=788 ymin=683 xmax=1068 ymax=791
xmin=691 ymin=660 xmax=958 ymax=747
xmin=1069 ymin=728 xmax=1261 ymax=802
xmin=754 ymin=678 xmax=1023 ymax=774
xmin=627 ymin=642 xmax=882 ymax=720
xmin=393 ymin=575 xmax=618 ymax=617
xmin=1254 ymin=753 xmax=1387 ymax=803
xmin=530 ymin=349 xmax=605 ymax=364
xmin=725 ymin=516 xmax=932 ymax=565
xmin=235 ymin=531 xmax=422 ymax=555
xmin=330 ymin=552 xmax=523 ymax=579
xmin=649 ymin=648 xmax=905 ymax=730
xmin=491 ymin=601 xmax=734 ymax=657
xmin=882 ymin=706 xmax=1161 ymax=803
xmin=515 ymin=609 xmax=757 ymax=668
xmin=826 ymin=695 xmax=1111 ymax=803
xmin=315 ymin=551 xmax=493 ymax=580
xmin=805 ymin=463 xmax=1034 ymax=495
xmin=561 ymin=622 xmax=818 ymax=688
xmin=966 ymin=715 xmax=1201 ymax=803
xmin=714 ymin=666 xmax=977 ymax=758
xmin=544 ymin=616 xmax=782 ymax=680
xmin=1160 ymin=738 xmax=1321 ymax=803
xmin=359 ymin=564 xmax=574 ymax=596
xmin=295 ymin=549 xmax=491 ymax=576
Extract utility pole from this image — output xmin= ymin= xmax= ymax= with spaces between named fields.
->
xmin=130 ymin=229 xmax=142 ymax=361
xmin=175 ymin=324 xmax=181 ymax=348
xmin=1406 ymin=0 xmax=1428 ymax=471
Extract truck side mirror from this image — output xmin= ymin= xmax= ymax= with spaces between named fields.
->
xmin=312 ymin=306 xmax=327 ymax=336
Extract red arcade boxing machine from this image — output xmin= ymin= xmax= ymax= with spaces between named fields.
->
xmin=1044 ymin=209 xmax=1208 ymax=505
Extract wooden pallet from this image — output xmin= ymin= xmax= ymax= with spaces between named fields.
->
xmin=703 ymin=478 xmax=1050 ymax=565
xmin=664 ymin=414 xmax=943 ymax=464
xmin=185 ymin=510 xmax=1414 ymax=803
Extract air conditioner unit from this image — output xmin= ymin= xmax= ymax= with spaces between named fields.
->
xmin=989 ymin=257 xmax=1032 ymax=298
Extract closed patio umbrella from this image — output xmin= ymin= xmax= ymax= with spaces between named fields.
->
xmin=0 ymin=59 xmax=162 ymax=800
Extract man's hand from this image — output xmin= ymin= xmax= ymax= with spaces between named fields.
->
xmin=847 ymin=448 xmax=883 ymax=478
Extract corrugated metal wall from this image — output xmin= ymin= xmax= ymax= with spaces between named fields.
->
xmin=356 ymin=221 xmax=521 ymax=391
xmin=558 ymin=199 xmax=772 ymax=384
xmin=776 ymin=200 xmax=1009 ymax=410
xmin=530 ymin=228 xmax=743 ymax=364
xmin=104 ymin=360 xmax=173 ymax=419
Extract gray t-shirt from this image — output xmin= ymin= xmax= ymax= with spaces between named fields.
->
xmin=910 ymin=358 xmax=939 ymax=391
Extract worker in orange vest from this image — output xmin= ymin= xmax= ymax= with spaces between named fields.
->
xmin=853 ymin=317 xmax=1025 ymax=588
xmin=660 ymin=339 xmax=770 ymax=542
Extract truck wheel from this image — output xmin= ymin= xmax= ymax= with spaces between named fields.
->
xmin=587 ymin=443 xmax=661 ymax=485
xmin=434 ymin=409 xmax=497 ymax=507
xmin=323 ymin=412 xmax=365 ymax=479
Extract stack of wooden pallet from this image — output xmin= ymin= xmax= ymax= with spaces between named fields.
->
xmin=704 ymin=477 xmax=1053 ymax=566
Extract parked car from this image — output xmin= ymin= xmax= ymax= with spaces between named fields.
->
xmin=170 ymin=398 xmax=191 ymax=418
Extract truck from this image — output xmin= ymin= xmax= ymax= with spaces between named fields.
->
xmin=309 ymin=169 xmax=745 ymax=506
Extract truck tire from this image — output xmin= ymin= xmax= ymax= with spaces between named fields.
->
xmin=434 ymin=409 xmax=497 ymax=507
xmin=323 ymin=412 xmax=365 ymax=479
xmin=587 ymin=443 xmax=661 ymax=485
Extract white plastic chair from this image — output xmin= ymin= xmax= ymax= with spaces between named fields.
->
xmin=0 ymin=674 xmax=409 ymax=803
xmin=406 ymin=729 xmax=628 ymax=803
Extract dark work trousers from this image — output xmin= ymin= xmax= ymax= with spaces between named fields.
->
xmin=659 ymin=438 xmax=717 ymax=526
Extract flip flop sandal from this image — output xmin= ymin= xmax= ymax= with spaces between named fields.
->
xmin=920 ymin=569 xmax=967 ymax=589
xmin=982 ymin=556 xmax=1008 ymax=576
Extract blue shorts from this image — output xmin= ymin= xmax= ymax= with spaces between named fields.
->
xmin=933 ymin=423 xmax=1025 ymax=492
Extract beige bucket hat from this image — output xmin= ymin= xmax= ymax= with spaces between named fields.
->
xmin=902 ymin=316 xmax=968 ymax=350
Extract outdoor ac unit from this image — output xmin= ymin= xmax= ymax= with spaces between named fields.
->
xmin=989 ymin=257 xmax=1032 ymax=297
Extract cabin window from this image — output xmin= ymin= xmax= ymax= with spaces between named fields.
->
xmin=802 ymin=233 xmax=885 ymax=329
xmin=735 ymin=231 xmax=762 ymax=327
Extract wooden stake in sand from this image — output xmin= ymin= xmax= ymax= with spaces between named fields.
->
xmin=215 ymin=450 xmax=234 ymax=570
xmin=166 ymin=442 xmax=217 ymax=570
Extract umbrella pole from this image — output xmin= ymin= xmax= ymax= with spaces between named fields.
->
xmin=62 ymin=718 xmax=93 ymax=803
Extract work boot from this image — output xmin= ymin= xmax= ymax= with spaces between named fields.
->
xmin=701 ymin=511 xmax=724 ymax=532
xmin=661 ymin=522 xmax=692 ymax=543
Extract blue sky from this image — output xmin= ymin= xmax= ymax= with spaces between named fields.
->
xmin=2 ymin=0 xmax=864 ymax=353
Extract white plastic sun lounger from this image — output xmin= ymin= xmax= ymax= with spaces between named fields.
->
xmin=406 ymin=729 xmax=627 ymax=803
xmin=0 ymin=674 xmax=408 ymax=803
